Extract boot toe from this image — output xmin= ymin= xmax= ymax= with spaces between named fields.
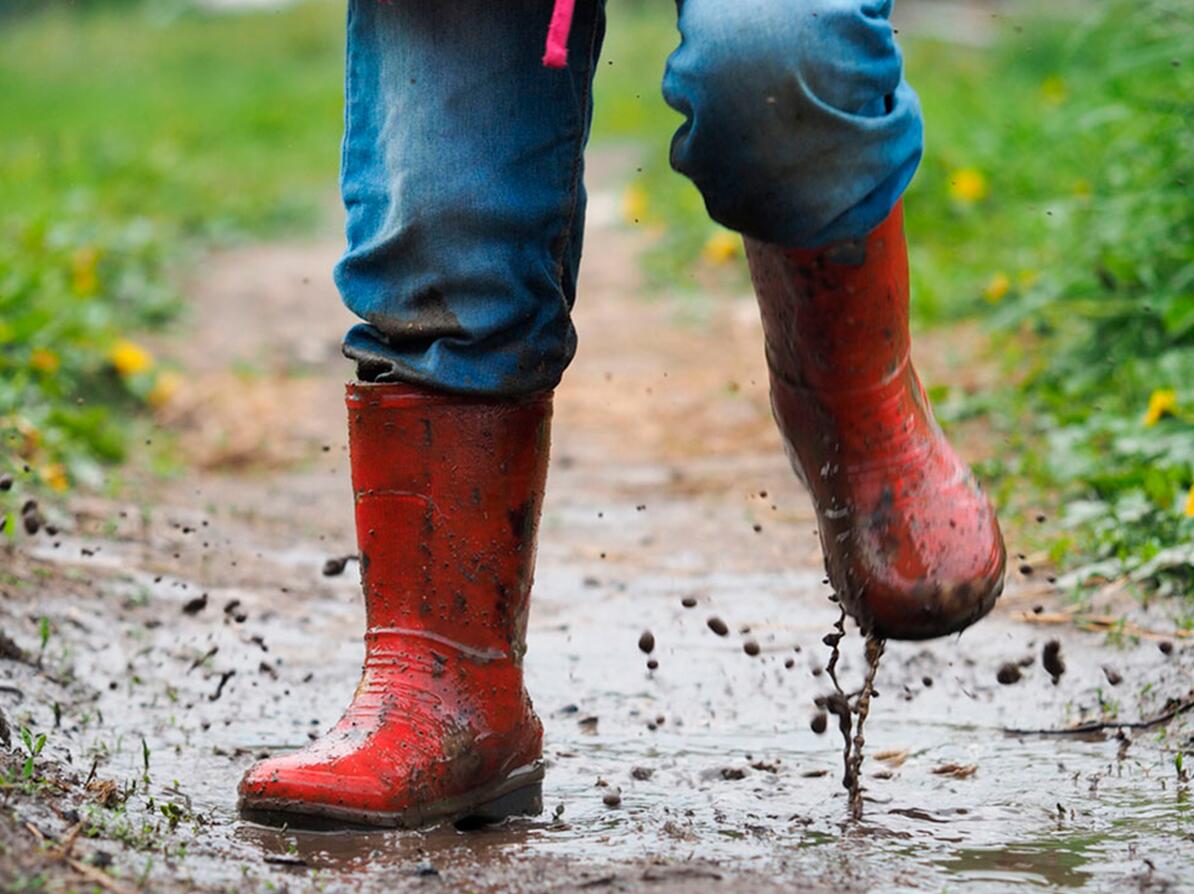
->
xmin=238 ymin=751 xmax=394 ymax=818
xmin=852 ymin=502 xmax=1007 ymax=640
xmin=861 ymin=545 xmax=1006 ymax=640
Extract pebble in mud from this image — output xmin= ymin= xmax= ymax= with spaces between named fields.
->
xmin=1042 ymin=639 xmax=1066 ymax=684
xmin=1102 ymin=665 xmax=1123 ymax=686
xmin=706 ymin=616 xmax=729 ymax=637
xmin=638 ymin=630 xmax=655 ymax=654
xmin=602 ymin=788 xmax=622 ymax=808
xmin=1159 ymin=640 xmax=1174 ymax=656
xmin=0 ymin=474 xmax=12 ymax=491
xmin=997 ymin=662 xmax=1023 ymax=685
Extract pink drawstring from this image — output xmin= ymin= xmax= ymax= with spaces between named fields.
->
xmin=542 ymin=0 xmax=576 ymax=68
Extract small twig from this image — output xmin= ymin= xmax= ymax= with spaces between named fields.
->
xmin=1005 ymin=695 xmax=1194 ymax=737
xmin=1017 ymin=612 xmax=1193 ymax=642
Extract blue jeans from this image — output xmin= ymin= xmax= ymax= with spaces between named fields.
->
xmin=337 ymin=0 xmax=923 ymax=396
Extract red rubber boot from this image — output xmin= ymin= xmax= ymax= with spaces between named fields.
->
xmin=238 ymin=383 xmax=551 ymax=827
xmin=745 ymin=202 xmax=1005 ymax=640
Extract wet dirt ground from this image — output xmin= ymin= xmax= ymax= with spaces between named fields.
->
xmin=3 ymin=153 xmax=1193 ymax=892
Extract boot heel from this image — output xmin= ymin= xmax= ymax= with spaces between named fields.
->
xmin=459 ymin=783 xmax=543 ymax=827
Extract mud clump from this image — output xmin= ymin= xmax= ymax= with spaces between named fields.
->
xmin=0 ymin=631 xmax=26 ymax=663
xmin=1042 ymin=639 xmax=1066 ymax=684
xmin=743 ymin=639 xmax=760 ymax=657
xmin=810 ymin=711 xmax=828 ymax=734
xmin=182 ymin=593 xmax=209 ymax=615
xmin=322 ymin=554 xmax=357 ymax=577
xmin=997 ymin=662 xmax=1023 ymax=685
xmin=638 ymin=631 xmax=655 ymax=654
xmin=680 ymin=595 xmax=697 ymax=609
xmin=21 ymin=500 xmax=43 ymax=535
xmin=706 ymin=616 xmax=729 ymax=637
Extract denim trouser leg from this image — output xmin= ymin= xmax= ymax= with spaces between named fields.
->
xmin=665 ymin=0 xmax=924 ymax=248
xmin=336 ymin=0 xmax=922 ymax=396
xmin=336 ymin=0 xmax=606 ymax=396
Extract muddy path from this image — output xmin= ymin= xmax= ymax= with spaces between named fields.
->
xmin=3 ymin=151 xmax=1193 ymax=893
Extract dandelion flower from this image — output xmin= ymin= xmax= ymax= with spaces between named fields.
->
xmin=983 ymin=272 xmax=1010 ymax=303
xmin=1144 ymin=389 xmax=1177 ymax=427
xmin=40 ymin=463 xmax=68 ymax=493
xmin=110 ymin=339 xmax=154 ymax=377
xmin=622 ymin=183 xmax=648 ymax=224
xmin=702 ymin=230 xmax=741 ymax=265
xmin=30 ymin=348 xmax=60 ymax=374
xmin=948 ymin=168 xmax=988 ymax=203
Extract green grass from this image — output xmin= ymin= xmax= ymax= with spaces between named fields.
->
xmin=0 ymin=0 xmax=343 ymax=502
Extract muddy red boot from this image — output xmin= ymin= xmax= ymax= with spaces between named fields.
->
xmin=745 ymin=202 xmax=1005 ymax=640
xmin=238 ymin=383 xmax=550 ymax=827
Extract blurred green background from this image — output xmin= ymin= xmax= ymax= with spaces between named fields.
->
xmin=1 ymin=0 xmax=1191 ymax=605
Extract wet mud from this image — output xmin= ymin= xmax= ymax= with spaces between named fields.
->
xmin=3 ymin=153 xmax=1193 ymax=892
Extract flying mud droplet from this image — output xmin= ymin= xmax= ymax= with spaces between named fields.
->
xmin=706 ymin=616 xmax=729 ymax=637
xmin=1042 ymin=639 xmax=1065 ymax=684
xmin=182 ymin=593 xmax=209 ymax=616
xmin=997 ymin=662 xmax=1023 ymax=685
xmin=322 ymin=554 xmax=357 ymax=577
xmin=638 ymin=630 xmax=655 ymax=654
xmin=743 ymin=639 xmax=760 ymax=657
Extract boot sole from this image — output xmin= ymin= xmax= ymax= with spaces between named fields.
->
xmin=238 ymin=760 xmax=544 ymax=830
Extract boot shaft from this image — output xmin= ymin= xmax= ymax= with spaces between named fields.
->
xmin=346 ymin=383 xmax=552 ymax=662
xmin=746 ymin=201 xmax=911 ymax=394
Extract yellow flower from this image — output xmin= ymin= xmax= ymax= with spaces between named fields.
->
xmin=29 ymin=348 xmax=60 ymax=373
xmin=622 ymin=182 xmax=648 ymax=224
xmin=109 ymin=339 xmax=154 ymax=377
xmin=702 ymin=230 xmax=741 ymax=265
xmin=148 ymin=370 xmax=183 ymax=409
xmin=1144 ymin=389 xmax=1177 ymax=427
xmin=983 ymin=272 xmax=1011 ymax=303
xmin=39 ymin=463 xmax=68 ymax=493
xmin=1040 ymin=75 xmax=1067 ymax=107
xmin=72 ymin=246 xmax=100 ymax=297
xmin=1018 ymin=269 xmax=1040 ymax=288
xmin=948 ymin=168 xmax=988 ymax=203
xmin=1185 ymin=485 xmax=1194 ymax=518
